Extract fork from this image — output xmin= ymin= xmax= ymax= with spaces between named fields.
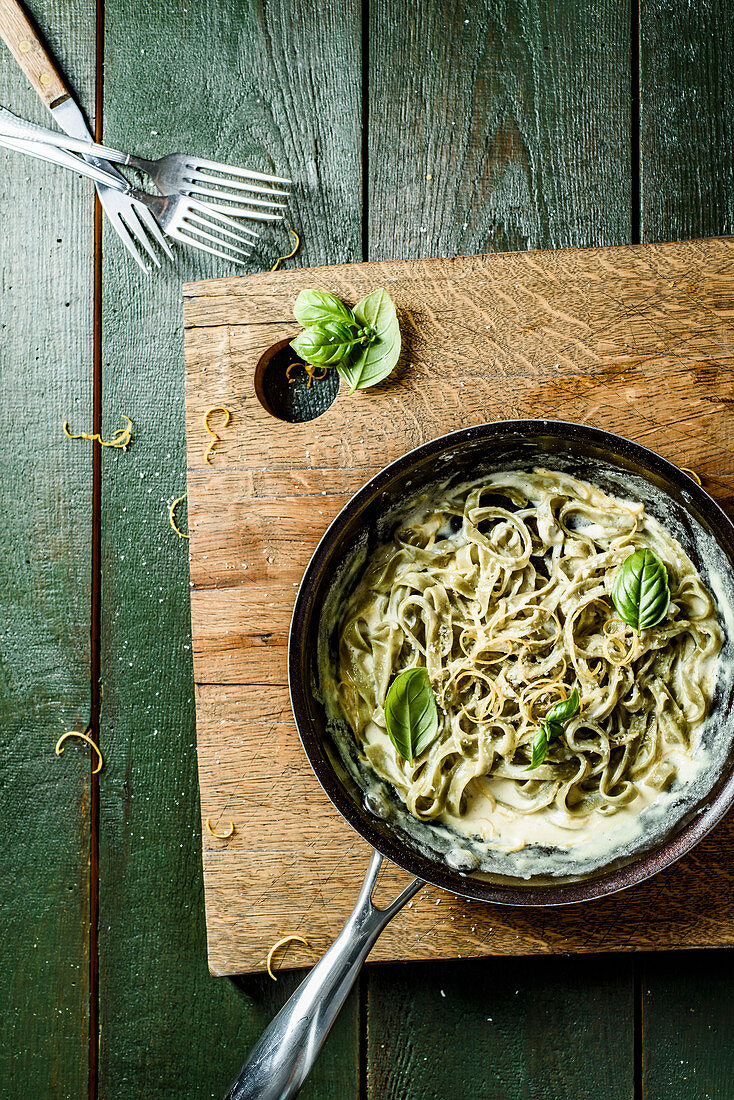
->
xmin=0 ymin=0 xmax=169 ymax=271
xmin=0 ymin=106 xmax=291 ymax=221
xmin=0 ymin=132 xmax=257 ymax=264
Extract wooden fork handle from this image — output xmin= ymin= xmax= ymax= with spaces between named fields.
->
xmin=0 ymin=0 xmax=70 ymax=109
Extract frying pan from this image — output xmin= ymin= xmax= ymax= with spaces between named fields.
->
xmin=225 ymin=420 xmax=734 ymax=1100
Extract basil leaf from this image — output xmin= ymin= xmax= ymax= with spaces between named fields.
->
xmin=337 ymin=288 xmax=401 ymax=393
xmin=611 ymin=547 xmax=670 ymax=631
xmin=293 ymin=289 xmax=357 ymax=328
xmin=544 ymin=719 xmax=565 ymax=742
xmin=528 ymin=726 xmax=549 ymax=769
xmin=384 ymin=667 xmax=439 ymax=764
xmin=545 ymin=688 xmax=580 ymax=727
xmin=527 ymin=689 xmax=580 ymax=770
xmin=290 ymin=320 xmax=367 ymax=366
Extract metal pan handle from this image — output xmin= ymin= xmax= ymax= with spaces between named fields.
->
xmin=224 ymin=851 xmax=424 ymax=1100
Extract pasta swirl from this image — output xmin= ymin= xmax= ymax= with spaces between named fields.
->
xmin=333 ymin=469 xmax=722 ymax=850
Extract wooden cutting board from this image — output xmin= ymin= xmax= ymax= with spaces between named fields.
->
xmin=184 ymin=237 xmax=734 ymax=977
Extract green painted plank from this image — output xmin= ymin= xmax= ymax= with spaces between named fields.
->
xmin=640 ymin=4 xmax=734 ymax=1097
xmin=0 ymin=0 xmax=95 ymax=1095
xmin=97 ymin=1 xmax=362 ymax=1096
xmin=367 ymin=0 xmax=632 ymax=259
xmin=642 ymin=953 xmax=734 ymax=1100
xmin=367 ymin=957 xmax=634 ymax=1100
xmin=365 ymin=1 xmax=635 ymax=1095
xmin=640 ymin=0 xmax=734 ymax=243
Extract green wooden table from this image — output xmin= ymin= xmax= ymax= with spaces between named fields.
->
xmin=1 ymin=1 xmax=733 ymax=1096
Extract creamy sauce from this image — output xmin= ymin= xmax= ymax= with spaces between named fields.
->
xmin=450 ymin=753 xmax=698 ymax=850
xmin=356 ymin=715 xmax=702 ymax=853
xmin=317 ymin=460 xmax=734 ymax=880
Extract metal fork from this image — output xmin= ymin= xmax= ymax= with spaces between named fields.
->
xmin=138 ymin=191 xmax=257 ymax=264
xmin=0 ymin=132 xmax=257 ymax=264
xmin=0 ymin=107 xmax=291 ymax=221
xmin=0 ymin=0 xmax=169 ymax=272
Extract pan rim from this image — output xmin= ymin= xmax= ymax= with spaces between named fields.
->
xmin=288 ymin=418 xmax=734 ymax=907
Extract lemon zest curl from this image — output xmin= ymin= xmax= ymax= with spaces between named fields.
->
xmin=169 ymin=492 xmax=189 ymax=539
xmin=55 ymin=731 xmax=104 ymax=774
xmin=266 ymin=935 xmax=310 ymax=981
xmin=203 ymin=406 xmax=232 ymax=464
xmin=286 ymin=361 xmax=328 ymax=389
xmin=205 ymin=818 xmax=235 ymax=840
xmin=269 ymin=227 xmax=300 ymax=272
xmin=63 ymin=414 xmax=132 ymax=449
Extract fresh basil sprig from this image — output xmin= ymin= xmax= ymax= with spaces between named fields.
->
xmin=290 ymin=287 xmax=401 ymax=392
xmin=290 ymin=320 xmax=375 ymax=365
xmin=611 ymin=547 xmax=670 ymax=631
xmin=384 ymin=667 xmax=439 ymax=764
xmin=527 ymin=688 xmax=580 ymax=770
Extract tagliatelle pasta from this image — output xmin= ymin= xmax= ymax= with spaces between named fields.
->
xmin=331 ymin=469 xmax=723 ymax=854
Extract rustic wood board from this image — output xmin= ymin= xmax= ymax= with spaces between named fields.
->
xmin=184 ymin=236 xmax=734 ymax=976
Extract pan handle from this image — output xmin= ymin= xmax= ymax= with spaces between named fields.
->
xmin=223 ymin=850 xmax=424 ymax=1100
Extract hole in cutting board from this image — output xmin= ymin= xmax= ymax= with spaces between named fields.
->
xmin=255 ymin=338 xmax=339 ymax=422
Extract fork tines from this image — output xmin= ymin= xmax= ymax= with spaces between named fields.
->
xmin=188 ymin=156 xmax=291 ymax=187
xmin=169 ymin=199 xmax=260 ymax=265
xmin=181 ymin=157 xmax=291 ymax=221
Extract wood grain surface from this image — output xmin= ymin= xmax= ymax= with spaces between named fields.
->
xmin=640 ymin=6 xmax=734 ymax=1097
xmin=368 ymin=0 xmax=632 ymax=257
xmin=1 ymin=0 xmax=731 ymax=1096
xmin=365 ymin=955 xmax=634 ymax=1100
xmin=0 ymin=0 xmax=71 ymax=108
xmin=364 ymin=6 xmax=640 ymax=1096
xmin=641 ymin=0 xmax=734 ymax=245
xmin=97 ymin=1 xmax=363 ymax=1096
xmin=184 ymin=236 xmax=734 ymax=976
xmin=0 ymin=0 xmax=94 ymax=1094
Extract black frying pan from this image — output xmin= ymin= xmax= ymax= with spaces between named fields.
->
xmin=226 ymin=420 xmax=734 ymax=1100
